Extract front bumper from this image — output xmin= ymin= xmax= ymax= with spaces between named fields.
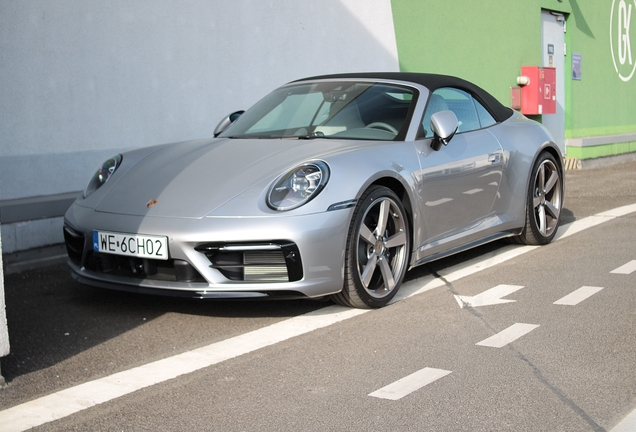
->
xmin=64 ymin=203 xmax=353 ymax=299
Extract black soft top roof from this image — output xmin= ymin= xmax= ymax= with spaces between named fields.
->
xmin=295 ymin=72 xmax=513 ymax=123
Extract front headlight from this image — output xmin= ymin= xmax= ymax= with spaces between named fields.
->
xmin=83 ymin=154 xmax=123 ymax=198
xmin=267 ymin=161 xmax=330 ymax=211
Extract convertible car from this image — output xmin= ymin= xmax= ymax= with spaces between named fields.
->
xmin=64 ymin=72 xmax=564 ymax=308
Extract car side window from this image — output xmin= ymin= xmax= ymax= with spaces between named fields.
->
xmin=473 ymin=98 xmax=496 ymax=128
xmin=422 ymin=88 xmax=495 ymax=137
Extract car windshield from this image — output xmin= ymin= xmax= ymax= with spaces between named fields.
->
xmin=220 ymin=81 xmax=416 ymax=141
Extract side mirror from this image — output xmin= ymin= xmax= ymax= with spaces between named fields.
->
xmin=429 ymin=110 xmax=458 ymax=151
xmin=214 ymin=110 xmax=245 ymax=137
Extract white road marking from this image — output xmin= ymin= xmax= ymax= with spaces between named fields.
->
xmin=554 ymin=216 xmax=609 ymax=240
xmin=610 ymin=260 xmax=636 ymax=275
xmin=611 ymin=406 xmax=636 ymax=432
xmin=554 ymin=286 xmax=604 ymax=305
xmin=1 ymin=203 xmax=635 ymax=430
xmin=555 ymin=203 xmax=636 ymax=241
xmin=0 ymin=307 xmax=369 ymax=432
xmin=598 ymin=203 xmax=636 ymax=218
xmin=454 ymin=284 xmax=524 ymax=308
xmin=394 ymin=245 xmax=537 ymax=303
xmin=476 ymin=323 xmax=540 ymax=348
xmin=369 ymin=368 xmax=452 ymax=400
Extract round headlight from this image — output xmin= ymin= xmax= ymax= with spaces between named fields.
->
xmin=267 ymin=161 xmax=330 ymax=211
xmin=83 ymin=154 xmax=123 ymax=198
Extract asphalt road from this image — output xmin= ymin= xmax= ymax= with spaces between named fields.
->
xmin=1 ymin=160 xmax=635 ymax=431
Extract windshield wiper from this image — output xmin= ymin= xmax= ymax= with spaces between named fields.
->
xmin=291 ymin=132 xmax=330 ymax=140
xmin=225 ymin=132 xmax=331 ymax=140
xmin=225 ymin=135 xmax=273 ymax=139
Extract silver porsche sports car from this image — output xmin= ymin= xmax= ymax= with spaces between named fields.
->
xmin=64 ymin=73 xmax=564 ymax=308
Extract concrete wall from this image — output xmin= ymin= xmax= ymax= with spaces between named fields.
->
xmin=0 ymin=0 xmax=399 ymax=253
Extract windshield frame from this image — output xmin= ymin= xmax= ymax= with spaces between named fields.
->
xmin=219 ymin=79 xmax=422 ymax=142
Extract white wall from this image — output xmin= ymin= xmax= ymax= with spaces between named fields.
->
xmin=0 ymin=0 xmax=399 ymax=253
xmin=1 ymin=0 xmax=400 ymax=371
xmin=0 ymin=225 xmax=9 ymax=374
xmin=0 ymin=0 xmax=399 ymax=201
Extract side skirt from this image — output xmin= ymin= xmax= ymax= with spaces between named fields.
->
xmin=411 ymin=230 xmax=520 ymax=268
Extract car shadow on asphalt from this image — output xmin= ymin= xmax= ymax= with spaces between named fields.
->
xmin=1 ymin=264 xmax=325 ymax=383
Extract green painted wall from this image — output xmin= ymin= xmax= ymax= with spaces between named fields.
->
xmin=391 ymin=0 xmax=636 ymax=158
xmin=566 ymin=0 xmax=635 ymax=138
xmin=391 ymin=0 xmax=539 ymax=103
xmin=566 ymin=140 xmax=636 ymax=159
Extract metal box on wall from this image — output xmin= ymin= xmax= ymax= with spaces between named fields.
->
xmin=520 ymin=66 xmax=556 ymax=115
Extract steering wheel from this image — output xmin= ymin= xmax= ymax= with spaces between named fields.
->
xmin=365 ymin=122 xmax=398 ymax=135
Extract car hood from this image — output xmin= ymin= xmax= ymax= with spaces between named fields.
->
xmin=94 ymin=137 xmax=368 ymax=218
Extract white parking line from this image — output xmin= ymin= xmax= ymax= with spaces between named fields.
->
xmin=610 ymin=260 xmax=636 ymax=275
xmin=553 ymin=286 xmax=604 ymax=306
xmin=598 ymin=203 xmax=636 ymax=218
xmin=475 ymin=323 xmax=540 ymax=348
xmin=369 ymin=368 xmax=452 ymax=400
xmin=611 ymin=407 xmax=636 ymax=432
xmin=0 ymin=307 xmax=369 ymax=432
xmin=553 ymin=203 xmax=636 ymax=241
xmin=1 ymin=203 xmax=636 ymax=431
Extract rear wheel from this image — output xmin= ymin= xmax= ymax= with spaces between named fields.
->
xmin=332 ymin=186 xmax=410 ymax=308
xmin=515 ymin=152 xmax=563 ymax=245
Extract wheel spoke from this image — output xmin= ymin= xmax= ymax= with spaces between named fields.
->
xmin=385 ymin=230 xmax=406 ymax=249
xmin=375 ymin=199 xmax=390 ymax=236
xmin=538 ymin=204 xmax=546 ymax=235
xmin=544 ymin=200 xmax=560 ymax=219
xmin=361 ymin=254 xmax=378 ymax=287
xmin=544 ymin=170 xmax=559 ymax=195
xmin=359 ymin=223 xmax=376 ymax=245
xmin=538 ymin=164 xmax=546 ymax=191
xmin=378 ymin=258 xmax=396 ymax=291
xmin=533 ymin=195 xmax=542 ymax=209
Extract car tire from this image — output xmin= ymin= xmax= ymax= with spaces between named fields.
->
xmin=332 ymin=186 xmax=410 ymax=308
xmin=514 ymin=152 xmax=563 ymax=245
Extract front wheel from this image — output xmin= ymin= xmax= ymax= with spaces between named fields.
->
xmin=515 ymin=152 xmax=563 ymax=245
xmin=332 ymin=186 xmax=410 ymax=308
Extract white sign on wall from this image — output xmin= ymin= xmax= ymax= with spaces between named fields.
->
xmin=611 ymin=0 xmax=636 ymax=81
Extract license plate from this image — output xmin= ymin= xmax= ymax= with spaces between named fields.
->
xmin=93 ymin=231 xmax=169 ymax=260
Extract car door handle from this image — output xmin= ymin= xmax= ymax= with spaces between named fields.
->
xmin=488 ymin=153 xmax=501 ymax=164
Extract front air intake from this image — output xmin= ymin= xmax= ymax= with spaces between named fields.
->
xmin=195 ymin=242 xmax=303 ymax=282
xmin=63 ymin=225 xmax=85 ymax=265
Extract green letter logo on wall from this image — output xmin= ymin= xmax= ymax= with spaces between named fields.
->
xmin=611 ymin=0 xmax=636 ymax=81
